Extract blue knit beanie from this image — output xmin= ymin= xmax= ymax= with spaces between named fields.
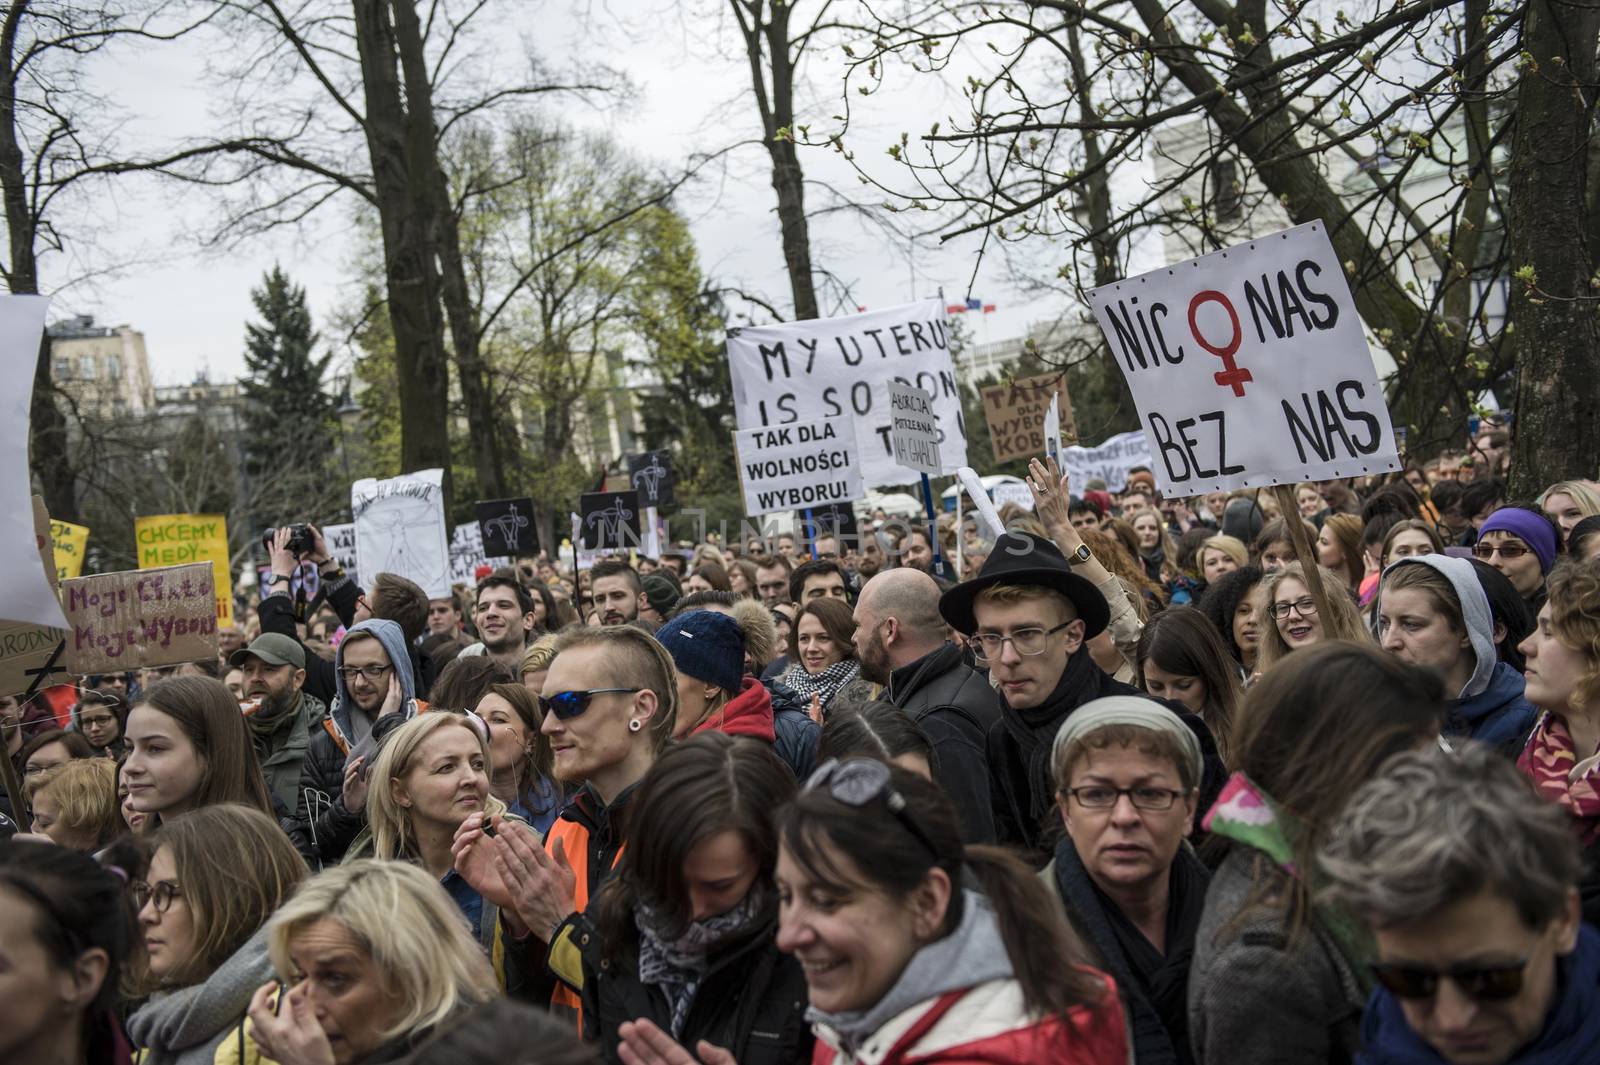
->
xmin=657 ymin=610 xmax=746 ymax=693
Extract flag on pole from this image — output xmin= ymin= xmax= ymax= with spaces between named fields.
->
xmin=945 ymin=303 xmax=967 ymax=314
xmin=965 ymin=297 xmax=983 ymax=311
xmin=982 ymin=303 xmax=997 ymax=314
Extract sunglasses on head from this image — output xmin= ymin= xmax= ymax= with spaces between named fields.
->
xmin=537 ymin=687 xmax=641 ymax=720
xmin=804 ymin=758 xmax=940 ymax=858
xmin=1369 ymin=958 xmax=1529 ymax=1002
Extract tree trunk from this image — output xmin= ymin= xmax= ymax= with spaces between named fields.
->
xmin=740 ymin=2 xmax=818 ymax=321
xmin=352 ymin=0 xmax=453 ymax=495
xmin=0 ymin=4 xmax=77 ymax=520
xmin=1505 ymin=0 xmax=1600 ymax=496
xmin=389 ymin=0 xmax=505 ymax=501
xmin=1128 ymin=0 xmax=1472 ymax=455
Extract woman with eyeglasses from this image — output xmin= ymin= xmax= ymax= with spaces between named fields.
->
xmin=1255 ymin=561 xmax=1371 ymax=676
xmin=1475 ymin=506 xmax=1561 ymax=616
xmin=1189 ymin=643 xmax=1445 ymax=1065
xmin=0 ymin=838 xmax=135 ymax=1065
xmin=123 ymin=804 xmax=306 ymax=1065
xmin=1048 ymin=697 xmax=1210 ymax=1065
xmin=18 ymin=727 xmax=96 ymax=781
xmin=618 ymin=757 xmax=1128 ymax=1065
xmin=452 ymin=626 xmax=677 ymax=1026
xmin=579 ymin=733 xmax=810 ymax=1064
xmin=1376 ymin=555 xmax=1539 ymax=756
xmin=71 ymin=688 xmax=128 ymax=759
xmin=1516 ymin=557 xmax=1600 ymax=927
xmin=1321 ymin=743 xmax=1600 ymax=1065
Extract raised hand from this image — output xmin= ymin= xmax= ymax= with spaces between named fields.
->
xmin=618 ymin=1018 xmax=739 ymax=1065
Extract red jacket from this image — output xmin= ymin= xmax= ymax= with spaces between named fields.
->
xmin=812 ymin=976 xmax=1127 ymax=1065
xmin=693 ymin=676 xmax=777 ymax=743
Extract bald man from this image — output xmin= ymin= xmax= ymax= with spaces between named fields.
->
xmin=854 ymin=568 xmax=999 ymax=843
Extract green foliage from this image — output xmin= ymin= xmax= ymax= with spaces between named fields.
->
xmin=237 ymin=266 xmax=341 ymax=520
xmin=627 ymin=206 xmax=745 ymax=534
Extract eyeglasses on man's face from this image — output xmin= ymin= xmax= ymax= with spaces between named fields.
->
xmin=537 ymin=687 xmax=641 ymax=721
xmin=971 ymin=622 xmax=1071 ymax=662
xmin=338 ymin=664 xmax=392 ymax=683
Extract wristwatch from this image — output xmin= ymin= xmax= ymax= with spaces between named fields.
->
xmin=269 ymin=574 xmax=292 ymax=587
xmin=1066 ymin=543 xmax=1093 ymax=566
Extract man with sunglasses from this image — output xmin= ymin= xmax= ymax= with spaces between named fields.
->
xmin=1321 ymin=743 xmax=1598 ymax=1064
xmin=940 ymin=528 xmax=1223 ymax=863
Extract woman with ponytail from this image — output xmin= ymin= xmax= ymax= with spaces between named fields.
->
xmin=619 ymin=757 xmax=1127 ymax=1065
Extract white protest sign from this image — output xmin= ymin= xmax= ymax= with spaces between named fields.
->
xmin=320 ymin=522 xmax=360 ymax=590
xmin=992 ymin=481 xmax=1035 ymax=512
xmin=352 ymin=469 xmax=451 ymax=599
xmin=735 ymin=416 xmax=865 ymax=517
xmin=0 ymin=296 xmax=65 ymax=631
xmin=447 ymin=521 xmax=511 ymax=587
xmin=1063 ymin=430 xmax=1153 ymax=493
xmin=1044 ymin=396 xmax=1063 ymax=467
xmin=888 ymin=380 xmax=942 ymax=477
xmin=1088 ymin=220 xmax=1399 ymax=495
xmin=726 ymin=299 xmax=967 ymax=488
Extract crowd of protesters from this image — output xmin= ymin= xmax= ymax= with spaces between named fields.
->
xmin=4 ymin=428 xmax=1600 ymax=1065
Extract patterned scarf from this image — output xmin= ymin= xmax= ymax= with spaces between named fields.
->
xmin=780 ymin=659 xmax=861 ymax=711
xmin=1204 ymin=771 xmax=1373 ymax=989
xmin=1518 ymin=711 xmax=1600 ymax=844
xmin=636 ymin=888 xmax=769 ymax=1038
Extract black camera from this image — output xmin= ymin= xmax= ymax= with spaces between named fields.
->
xmin=262 ymin=524 xmax=316 ymax=557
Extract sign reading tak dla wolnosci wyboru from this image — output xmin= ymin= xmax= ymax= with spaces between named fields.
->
xmin=1088 ymin=221 xmax=1399 ymax=496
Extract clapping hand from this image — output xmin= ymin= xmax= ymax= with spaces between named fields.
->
xmin=452 ymin=813 xmax=576 ymax=941
xmin=618 ymin=1019 xmax=738 ymax=1065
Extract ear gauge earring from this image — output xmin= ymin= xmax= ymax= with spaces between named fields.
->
xmin=628 ymin=719 xmax=643 ymax=733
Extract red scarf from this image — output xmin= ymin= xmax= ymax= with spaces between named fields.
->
xmin=1519 ymin=711 xmax=1600 ymax=844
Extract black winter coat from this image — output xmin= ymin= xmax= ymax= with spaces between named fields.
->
xmin=581 ymin=916 xmax=812 ymax=1065
xmin=764 ymin=679 xmax=821 ymax=781
xmin=987 ymin=650 xmax=1226 ymax=864
xmin=294 ymin=711 xmax=412 ymax=866
xmin=885 ymin=642 xmax=1000 ymax=844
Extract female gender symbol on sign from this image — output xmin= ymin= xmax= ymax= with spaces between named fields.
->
xmin=1187 ymin=290 xmax=1254 ymax=397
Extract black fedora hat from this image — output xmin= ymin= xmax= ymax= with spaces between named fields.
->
xmin=939 ymin=531 xmax=1110 ymax=638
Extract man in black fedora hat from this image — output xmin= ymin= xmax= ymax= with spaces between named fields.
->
xmin=940 ymin=528 xmax=1225 ymax=861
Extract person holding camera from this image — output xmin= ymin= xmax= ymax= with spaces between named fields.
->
xmin=259 ymin=524 xmax=436 ymax=703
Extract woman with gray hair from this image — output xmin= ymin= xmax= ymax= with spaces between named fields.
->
xmin=1319 ymin=743 xmax=1600 ymax=1064
xmin=1048 ymin=696 xmax=1210 ymax=1065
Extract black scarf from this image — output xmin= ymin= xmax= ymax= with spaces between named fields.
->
xmin=1053 ymin=836 xmax=1209 ymax=1065
xmin=995 ymin=646 xmax=1119 ymax=831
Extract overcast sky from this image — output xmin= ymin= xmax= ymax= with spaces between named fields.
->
xmin=59 ymin=2 xmax=1144 ymax=388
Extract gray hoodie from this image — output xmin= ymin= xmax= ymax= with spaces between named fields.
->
xmin=329 ymin=617 xmax=419 ymax=751
xmin=1376 ymin=554 xmax=1495 ymax=699
xmin=127 ymin=927 xmax=274 ymax=1065
xmin=806 ymin=890 xmax=1013 ymax=1057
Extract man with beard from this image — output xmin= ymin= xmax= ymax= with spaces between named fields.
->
xmin=590 ymin=559 xmax=646 ymax=626
xmin=231 ymin=633 xmax=326 ymax=815
xmin=854 ymin=567 xmax=998 ymax=843
xmin=459 ymin=575 xmax=536 ymax=665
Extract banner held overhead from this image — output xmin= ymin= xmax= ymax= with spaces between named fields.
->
xmin=1088 ymin=220 xmax=1398 ymax=496
xmin=725 ymin=299 xmax=967 ymax=488
xmin=735 ymin=416 xmax=864 ymax=517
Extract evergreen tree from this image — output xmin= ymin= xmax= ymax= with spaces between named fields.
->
xmin=238 ymin=266 xmax=339 ymax=522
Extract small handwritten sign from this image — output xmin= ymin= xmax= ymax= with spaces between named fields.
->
xmin=61 ymin=562 xmax=219 ymax=674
